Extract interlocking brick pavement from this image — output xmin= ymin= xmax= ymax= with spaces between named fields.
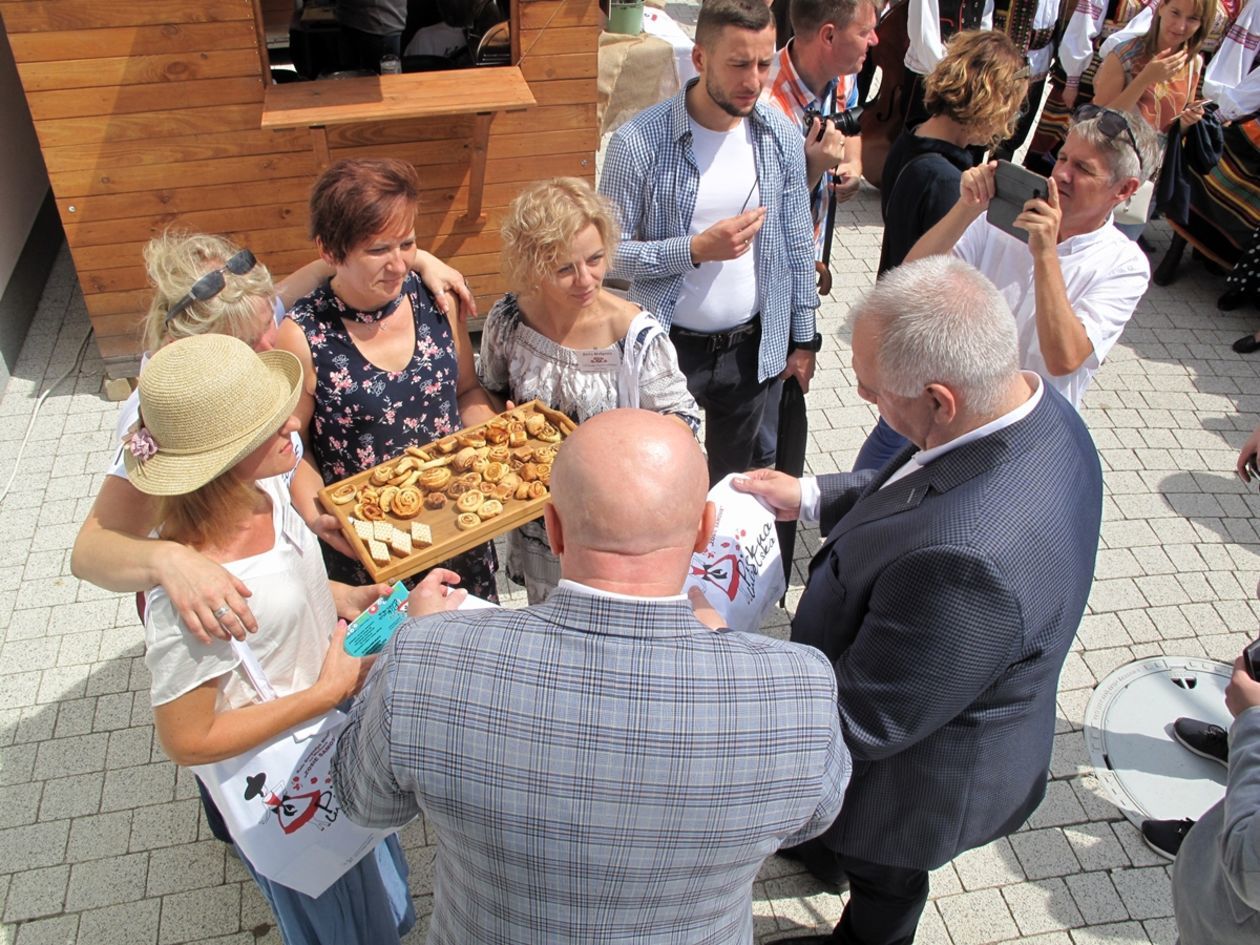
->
xmin=1 ymin=178 xmax=1256 ymax=942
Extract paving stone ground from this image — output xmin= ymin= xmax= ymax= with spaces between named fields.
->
xmin=1 ymin=184 xmax=1257 ymax=942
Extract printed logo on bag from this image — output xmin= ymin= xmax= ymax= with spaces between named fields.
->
xmin=690 ymin=522 xmax=776 ymax=604
xmin=240 ymin=736 xmax=343 ymax=835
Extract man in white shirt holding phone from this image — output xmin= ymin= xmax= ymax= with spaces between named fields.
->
xmin=907 ymin=107 xmax=1158 ymax=409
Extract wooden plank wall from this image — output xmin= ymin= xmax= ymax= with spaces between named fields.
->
xmin=0 ymin=0 xmax=599 ymax=375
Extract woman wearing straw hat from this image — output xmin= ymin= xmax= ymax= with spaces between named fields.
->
xmin=126 ymin=333 xmax=455 ymax=944
xmin=72 ymin=230 xmax=474 ymax=643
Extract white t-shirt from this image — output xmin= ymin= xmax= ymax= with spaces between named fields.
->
xmin=671 ymin=118 xmax=761 ymax=333
xmin=144 ymin=475 xmax=335 ymax=710
xmin=952 ymin=216 xmax=1149 ymax=408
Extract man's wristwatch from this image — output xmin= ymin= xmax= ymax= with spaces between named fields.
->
xmin=790 ymin=332 xmax=823 ymax=353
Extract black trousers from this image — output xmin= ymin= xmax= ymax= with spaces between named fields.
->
xmin=792 ymin=839 xmax=931 ymax=945
xmin=670 ymin=323 xmax=771 ymax=486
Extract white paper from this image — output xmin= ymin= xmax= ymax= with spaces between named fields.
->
xmin=684 ymin=474 xmax=785 ymax=634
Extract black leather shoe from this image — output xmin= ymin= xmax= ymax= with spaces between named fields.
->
xmin=1140 ymin=817 xmax=1195 ymax=860
xmin=1232 ymin=332 xmax=1260 ymax=354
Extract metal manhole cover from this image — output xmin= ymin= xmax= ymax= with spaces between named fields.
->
xmin=1083 ymin=656 xmax=1231 ymax=827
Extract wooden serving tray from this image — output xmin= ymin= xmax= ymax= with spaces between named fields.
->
xmin=317 ymin=401 xmax=575 ymax=583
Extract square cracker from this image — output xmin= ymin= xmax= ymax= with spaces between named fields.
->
xmin=390 ymin=528 xmax=412 ymax=557
xmin=373 ymin=520 xmax=394 ymax=542
xmin=410 ymin=522 xmax=433 ymax=547
xmin=368 ymin=539 xmax=390 ymax=565
xmin=353 ymin=520 xmax=374 ymax=541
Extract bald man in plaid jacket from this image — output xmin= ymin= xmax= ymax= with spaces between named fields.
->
xmin=332 ymin=410 xmax=850 ymax=944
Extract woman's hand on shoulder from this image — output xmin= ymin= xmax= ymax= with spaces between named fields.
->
xmin=161 ymin=545 xmax=258 ymax=643
xmin=413 ymin=250 xmax=476 ymax=320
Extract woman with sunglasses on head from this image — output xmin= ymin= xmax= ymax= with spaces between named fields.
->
xmin=1093 ymin=0 xmax=1216 ymax=237
xmin=278 ymin=157 xmax=501 ymax=598
xmin=124 ymin=333 xmax=458 ymax=945
xmin=72 ymin=231 xmax=475 ymax=643
xmin=477 ymin=177 xmax=699 ymax=603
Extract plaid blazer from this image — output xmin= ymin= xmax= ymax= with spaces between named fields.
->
xmin=792 ymin=386 xmax=1102 ymax=871
xmin=333 ymin=587 xmax=849 ymax=944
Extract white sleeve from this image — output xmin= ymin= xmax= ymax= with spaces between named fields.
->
xmin=906 ymin=0 xmax=947 ymax=75
xmin=1099 ymin=6 xmax=1152 ymax=60
xmin=1204 ymin=1 xmax=1260 ymax=114
xmin=951 ymin=215 xmax=989 ymax=266
xmin=1217 ymin=66 xmax=1260 ymax=120
xmin=1059 ymin=0 xmax=1107 ymax=80
xmin=106 ymin=389 xmax=142 ymax=480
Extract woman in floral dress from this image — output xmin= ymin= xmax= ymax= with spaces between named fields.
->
xmin=280 ymin=157 xmax=500 ymax=596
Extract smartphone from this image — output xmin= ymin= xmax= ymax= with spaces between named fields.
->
xmin=987 ymin=161 xmax=1049 ymax=244
xmin=1245 ymin=637 xmax=1260 ymax=681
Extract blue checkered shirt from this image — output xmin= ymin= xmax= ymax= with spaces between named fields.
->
xmin=332 ymin=586 xmax=849 ymax=944
xmin=599 ymin=82 xmax=821 ymax=383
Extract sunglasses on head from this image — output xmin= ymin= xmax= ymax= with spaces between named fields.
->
xmin=164 ymin=249 xmax=258 ymax=324
xmin=1073 ymin=104 xmax=1140 ymax=162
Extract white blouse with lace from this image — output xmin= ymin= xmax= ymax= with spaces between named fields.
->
xmin=476 ymin=293 xmax=700 ymax=432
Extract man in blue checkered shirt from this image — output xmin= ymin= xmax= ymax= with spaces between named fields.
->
xmin=599 ymin=0 xmax=821 ymax=484
xmin=332 ymin=409 xmax=850 ymax=944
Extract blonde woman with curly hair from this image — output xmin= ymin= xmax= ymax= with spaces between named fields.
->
xmin=877 ymin=30 xmax=1030 ymax=276
xmin=478 ymin=177 xmax=699 ymax=602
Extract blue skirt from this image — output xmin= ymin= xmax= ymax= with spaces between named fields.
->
xmin=238 ymin=834 xmax=416 ymax=945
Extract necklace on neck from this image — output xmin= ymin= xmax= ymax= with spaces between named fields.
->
xmin=329 ymin=277 xmax=407 ymax=325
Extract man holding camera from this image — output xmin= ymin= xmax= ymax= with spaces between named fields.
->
xmin=765 ymin=0 xmax=879 ymax=244
xmin=600 ymin=0 xmax=820 ymax=484
xmin=907 ymin=108 xmax=1155 ymax=409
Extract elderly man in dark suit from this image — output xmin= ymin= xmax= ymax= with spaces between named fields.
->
xmin=740 ymin=255 xmax=1103 ymax=945
xmin=332 ymin=409 xmax=850 ymax=945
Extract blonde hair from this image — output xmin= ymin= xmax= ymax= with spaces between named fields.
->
xmin=156 ymin=470 xmax=258 ymax=550
xmin=500 ymin=178 xmax=619 ymax=293
xmin=140 ymin=231 xmax=276 ymax=353
xmin=924 ymin=30 xmax=1030 ymax=148
xmin=1143 ymin=0 xmax=1216 ymax=61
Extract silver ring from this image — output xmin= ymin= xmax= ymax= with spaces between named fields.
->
xmin=212 ymin=605 xmax=231 ymax=621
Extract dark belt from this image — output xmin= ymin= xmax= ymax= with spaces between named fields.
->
xmin=669 ymin=314 xmax=760 ymax=353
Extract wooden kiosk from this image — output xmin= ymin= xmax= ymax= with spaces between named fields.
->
xmin=0 ymin=0 xmax=600 ymax=377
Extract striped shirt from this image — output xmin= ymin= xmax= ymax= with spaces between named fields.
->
xmin=599 ymin=81 xmax=821 ymax=383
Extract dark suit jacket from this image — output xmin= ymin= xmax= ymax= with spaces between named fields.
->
xmin=792 ymin=386 xmax=1102 ymax=871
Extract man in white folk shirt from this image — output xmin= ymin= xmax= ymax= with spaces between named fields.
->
xmin=845 ymin=107 xmax=1159 ymax=470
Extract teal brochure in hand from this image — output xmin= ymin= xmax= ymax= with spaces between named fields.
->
xmin=343 ymin=582 xmax=409 ymax=657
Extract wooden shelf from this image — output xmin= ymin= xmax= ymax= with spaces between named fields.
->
xmin=260 ymin=66 xmax=535 ymax=129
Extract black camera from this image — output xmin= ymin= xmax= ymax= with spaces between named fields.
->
xmin=803 ymin=105 xmax=863 ymax=140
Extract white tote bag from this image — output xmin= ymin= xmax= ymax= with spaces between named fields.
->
xmin=192 ymin=640 xmax=402 ymax=897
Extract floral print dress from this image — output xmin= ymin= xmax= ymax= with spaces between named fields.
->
xmin=290 ymin=272 xmax=497 ymax=597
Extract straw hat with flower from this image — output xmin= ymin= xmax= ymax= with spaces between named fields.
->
xmin=123 ymin=334 xmax=302 ymax=496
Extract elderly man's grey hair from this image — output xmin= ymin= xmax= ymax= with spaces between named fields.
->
xmin=851 ymin=256 xmax=1020 ymax=416
xmin=1069 ymin=108 xmax=1160 ymax=184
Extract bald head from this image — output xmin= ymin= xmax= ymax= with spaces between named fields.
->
xmin=550 ymin=410 xmax=709 ymax=557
